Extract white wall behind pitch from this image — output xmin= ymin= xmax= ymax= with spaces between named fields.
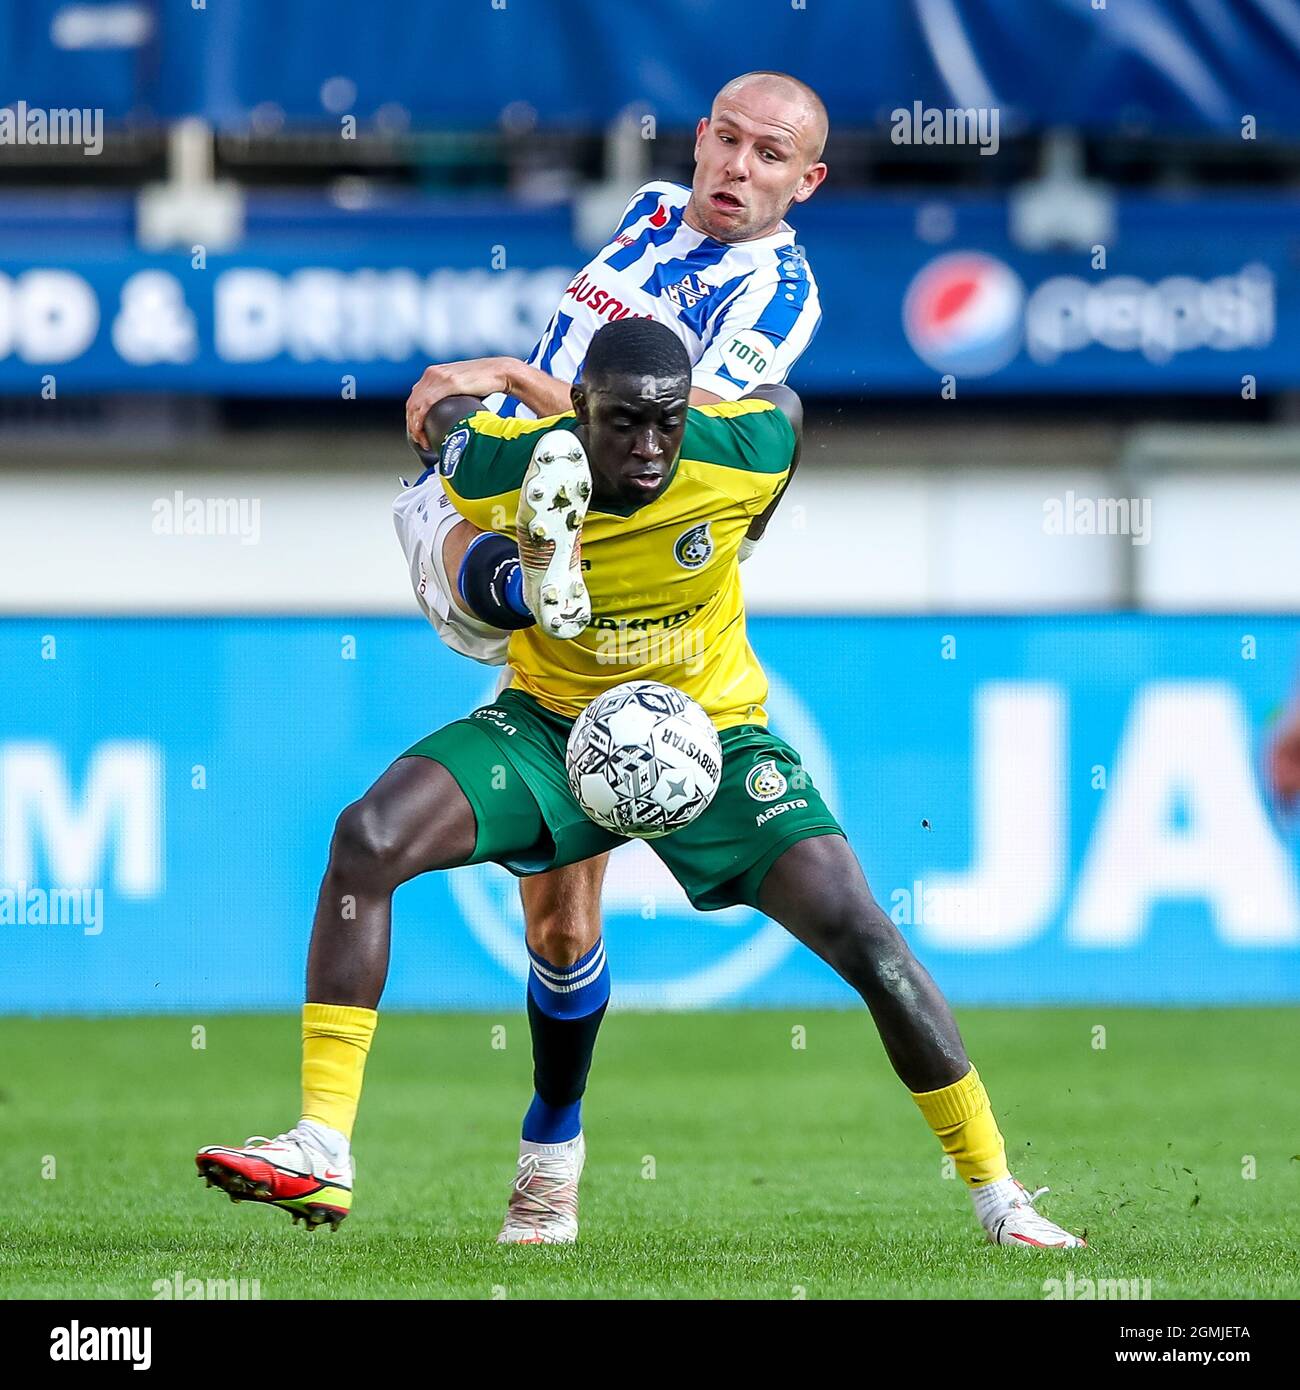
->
xmin=0 ymin=464 xmax=1293 ymax=613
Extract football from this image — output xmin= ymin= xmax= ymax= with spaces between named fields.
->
xmin=565 ymin=680 xmax=724 ymax=838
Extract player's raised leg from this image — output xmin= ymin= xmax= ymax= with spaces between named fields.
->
xmin=516 ymin=428 xmax=592 ymax=638
xmin=403 ymin=424 xmax=592 ymax=643
xmin=757 ymin=833 xmax=1085 ymax=1249
xmin=196 ymin=752 xmax=526 ymax=1229
xmin=498 ymin=853 xmax=611 ymax=1244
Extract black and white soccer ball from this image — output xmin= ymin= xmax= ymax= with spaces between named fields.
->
xmin=566 ymin=680 xmax=723 ymax=839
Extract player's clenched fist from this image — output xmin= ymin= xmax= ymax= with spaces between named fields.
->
xmin=405 ymin=356 xmax=517 ymax=446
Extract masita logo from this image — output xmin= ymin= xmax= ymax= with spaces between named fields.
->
xmin=450 ymin=668 xmax=837 ymax=1007
xmin=903 ymin=252 xmax=1024 ymax=377
xmin=673 ymin=522 xmax=714 ymax=570
xmin=745 ymin=759 xmax=788 ymax=803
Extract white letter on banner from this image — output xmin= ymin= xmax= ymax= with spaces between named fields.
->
xmin=286 ymin=268 xmax=345 ymax=361
xmin=1 ymin=742 xmax=162 ymax=896
xmin=918 ymin=683 xmax=1064 ymax=949
xmin=1069 ymin=683 xmax=1300 ymax=946
xmin=17 ymin=270 xmax=99 ymax=362
xmin=215 ymin=269 xmax=284 ymax=362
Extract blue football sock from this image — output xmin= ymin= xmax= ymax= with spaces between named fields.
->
xmin=503 ymin=562 xmax=528 ymax=620
xmin=457 ymin=531 xmax=533 ymax=628
xmin=522 ymin=938 xmax=610 ymax=1145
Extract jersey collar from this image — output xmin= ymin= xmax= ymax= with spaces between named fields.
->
xmin=680 ymin=203 xmax=797 ymax=258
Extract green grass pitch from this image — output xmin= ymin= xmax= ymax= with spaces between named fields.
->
xmin=1 ymin=1009 xmax=1296 ymax=1299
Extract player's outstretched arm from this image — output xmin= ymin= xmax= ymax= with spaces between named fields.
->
xmin=405 ymin=358 xmax=515 ymax=441
xmin=405 ymin=356 xmax=575 ymax=437
xmin=741 ymin=384 xmax=803 ymax=548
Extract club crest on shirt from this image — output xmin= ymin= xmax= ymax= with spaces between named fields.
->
xmin=673 ymin=522 xmax=714 ymax=570
xmin=745 ymin=760 xmax=788 ymax=803
xmin=439 ymin=427 xmax=469 ymax=477
xmin=665 ymin=274 xmax=712 ymax=311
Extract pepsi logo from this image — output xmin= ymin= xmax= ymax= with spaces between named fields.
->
xmin=903 ymin=252 xmax=1025 ymax=377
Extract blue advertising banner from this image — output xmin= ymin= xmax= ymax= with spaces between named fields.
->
xmin=0 ymin=191 xmax=1296 ymax=397
xmin=2 ymin=615 xmax=1298 ymax=1014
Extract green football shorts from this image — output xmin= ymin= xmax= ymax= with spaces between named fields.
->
xmin=401 ymin=687 xmax=843 ymax=911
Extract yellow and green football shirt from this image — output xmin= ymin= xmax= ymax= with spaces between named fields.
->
xmin=439 ymin=399 xmax=795 ymax=729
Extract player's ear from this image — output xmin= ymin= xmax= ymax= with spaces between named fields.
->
xmin=694 ymin=115 xmax=709 ymax=157
xmin=570 ymin=382 xmax=589 ymax=423
xmin=792 ymin=162 xmax=828 ymax=203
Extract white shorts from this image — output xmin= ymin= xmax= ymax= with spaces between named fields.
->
xmin=392 ymin=472 xmax=510 ymax=667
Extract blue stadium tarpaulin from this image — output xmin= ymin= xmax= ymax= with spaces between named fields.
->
xmin=1 ymin=0 xmax=1298 ymax=135
xmin=2 ymin=615 xmax=1298 ymax=1013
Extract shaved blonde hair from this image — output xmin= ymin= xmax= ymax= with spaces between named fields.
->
xmin=712 ymin=71 xmax=829 ymax=161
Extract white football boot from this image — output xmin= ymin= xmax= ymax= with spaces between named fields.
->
xmin=515 ymin=429 xmax=592 ymax=640
xmin=195 ymin=1124 xmax=353 ymax=1231
xmin=977 ymin=1177 xmax=1086 ymax=1249
xmin=497 ymin=1133 xmax=586 ymax=1244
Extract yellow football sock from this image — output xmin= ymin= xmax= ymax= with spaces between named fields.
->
xmin=301 ymin=1003 xmax=378 ymax=1140
xmin=911 ymin=1066 xmax=1010 ymax=1187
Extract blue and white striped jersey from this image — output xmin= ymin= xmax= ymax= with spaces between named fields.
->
xmin=487 ymin=179 xmax=820 ymax=418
